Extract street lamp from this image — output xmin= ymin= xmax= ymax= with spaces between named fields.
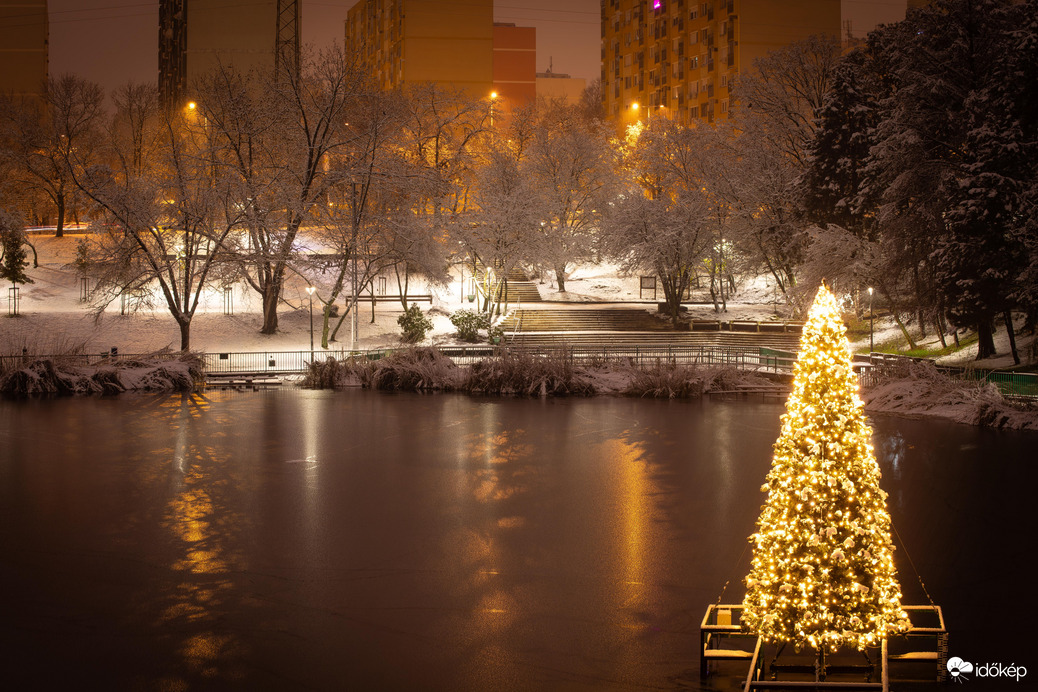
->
xmin=868 ymin=286 xmax=874 ymax=354
xmin=306 ymin=285 xmax=316 ymax=359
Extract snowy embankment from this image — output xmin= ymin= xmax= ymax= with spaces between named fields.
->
xmin=861 ymin=362 xmax=1038 ymax=431
xmin=0 ymin=356 xmax=202 ymax=396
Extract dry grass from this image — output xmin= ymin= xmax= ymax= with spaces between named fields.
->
xmin=369 ymin=348 xmax=462 ymax=391
xmin=463 ymin=349 xmax=596 ymax=397
xmin=0 ymin=352 xmax=202 ymax=396
xmin=303 ymin=355 xmax=370 ymax=389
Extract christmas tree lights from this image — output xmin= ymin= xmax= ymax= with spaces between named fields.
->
xmin=742 ymin=284 xmax=909 ymax=652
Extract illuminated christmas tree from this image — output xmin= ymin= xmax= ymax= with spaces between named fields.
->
xmin=742 ymin=284 xmax=909 ymax=652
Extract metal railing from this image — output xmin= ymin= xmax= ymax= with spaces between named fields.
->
xmin=194 ymin=344 xmax=799 ymax=375
xmin=5 ymin=347 xmax=1034 ymax=400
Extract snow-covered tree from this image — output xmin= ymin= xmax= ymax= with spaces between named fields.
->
xmin=743 ymin=284 xmax=909 ymax=652
xmin=602 ymin=119 xmax=716 ymax=325
xmin=70 ymin=83 xmax=240 ymax=350
xmin=196 ymin=46 xmax=370 ymax=336
xmin=0 ymin=75 xmax=105 ymax=237
xmin=524 ymin=99 xmax=615 ymax=293
xmin=0 ymin=208 xmax=33 ymax=286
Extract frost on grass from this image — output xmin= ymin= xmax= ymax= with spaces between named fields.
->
xmin=861 ymin=361 xmax=1038 ymax=430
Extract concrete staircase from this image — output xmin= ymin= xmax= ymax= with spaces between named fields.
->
xmin=475 ymin=265 xmax=542 ymax=304
xmin=499 ymin=269 xmax=541 ymax=304
xmin=498 ymin=307 xmax=802 ymax=351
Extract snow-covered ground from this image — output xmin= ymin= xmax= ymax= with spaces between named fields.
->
xmin=5 ymin=234 xmax=1037 ymax=428
xmin=4 ymin=234 xmax=1034 ymax=371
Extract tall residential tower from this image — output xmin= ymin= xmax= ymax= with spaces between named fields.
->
xmin=159 ymin=0 xmax=300 ymax=106
xmin=601 ymin=0 xmax=841 ymax=124
xmin=345 ymin=0 xmax=495 ymax=96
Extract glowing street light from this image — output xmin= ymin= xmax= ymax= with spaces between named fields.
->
xmin=306 ymin=285 xmax=316 ymax=358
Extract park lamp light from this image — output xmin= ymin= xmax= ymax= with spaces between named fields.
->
xmin=868 ymin=287 xmax=874 ymax=354
xmin=306 ymin=285 xmax=317 ymax=357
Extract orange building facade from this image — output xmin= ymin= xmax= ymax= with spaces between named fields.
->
xmin=0 ymin=0 xmax=48 ymax=99
xmin=492 ymin=23 xmax=536 ymax=109
xmin=601 ymin=0 xmax=840 ymax=124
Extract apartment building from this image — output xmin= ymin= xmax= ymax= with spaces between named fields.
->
xmin=0 ymin=0 xmax=48 ymax=99
xmin=345 ymin=0 xmax=496 ymax=97
xmin=159 ymin=0 xmax=300 ymax=106
xmin=601 ymin=0 xmax=840 ymax=124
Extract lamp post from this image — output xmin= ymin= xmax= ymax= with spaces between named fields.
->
xmin=306 ymin=285 xmax=316 ymax=359
xmin=868 ymin=286 xmax=874 ymax=354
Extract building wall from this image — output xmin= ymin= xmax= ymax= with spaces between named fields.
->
xmin=160 ymin=0 xmax=298 ymax=106
xmin=185 ymin=0 xmax=278 ymax=80
xmin=346 ymin=0 xmax=495 ymax=97
xmin=601 ymin=0 xmax=840 ymax=125
xmin=493 ymin=24 xmax=536 ymax=108
xmin=0 ymin=0 xmax=48 ymax=98
xmin=536 ymin=73 xmax=587 ymax=104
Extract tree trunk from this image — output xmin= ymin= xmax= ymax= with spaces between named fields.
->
xmin=976 ymin=319 xmax=996 ymax=360
xmin=555 ymin=264 xmax=566 ymax=293
xmin=934 ymin=311 xmax=948 ymax=349
xmin=178 ymin=317 xmax=191 ymax=352
xmin=55 ymin=195 xmax=65 ymax=238
xmin=1003 ymin=310 xmax=1020 ymax=365
xmin=260 ymin=284 xmax=280 ymax=334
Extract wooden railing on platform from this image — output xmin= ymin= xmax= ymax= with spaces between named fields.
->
xmin=700 ymin=604 xmax=948 ymax=692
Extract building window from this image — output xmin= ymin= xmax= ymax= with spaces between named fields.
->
xmin=721 ymin=99 xmax=728 ymax=113
xmin=689 ymin=55 xmax=698 ymax=69
xmin=689 ymin=30 xmax=698 ymax=44
xmin=690 ymin=7 xmax=698 ymax=20
xmin=689 ymin=105 xmax=699 ymax=118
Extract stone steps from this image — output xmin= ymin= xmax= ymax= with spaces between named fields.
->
xmin=503 ymin=330 xmax=801 ymax=351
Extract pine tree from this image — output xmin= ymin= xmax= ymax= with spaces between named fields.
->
xmin=0 ymin=209 xmax=33 ymax=286
xmin=742 ymin=284 xmax=908 ymax=652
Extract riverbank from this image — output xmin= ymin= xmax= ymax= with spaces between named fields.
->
xmin=300 ymin=348 xmax=1038 ymax=431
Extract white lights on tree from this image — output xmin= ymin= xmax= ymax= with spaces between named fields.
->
xmin=742 ymin=284 xmax=909 ymax=652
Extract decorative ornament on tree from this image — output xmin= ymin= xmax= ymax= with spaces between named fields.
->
xmin=742 ymin=284 xmax=909 ymax=652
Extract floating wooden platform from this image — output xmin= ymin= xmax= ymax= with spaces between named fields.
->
xmin=701 ymin=604 xmax=947 ymax=691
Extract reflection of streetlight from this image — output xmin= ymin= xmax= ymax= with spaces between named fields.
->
xmin=489 ymin=91 xmax=498 ymax=127
xmin=868 ymin=286 xmax=874 ymax=354
xmin=306 ymin=285 xmax=316 ymax=358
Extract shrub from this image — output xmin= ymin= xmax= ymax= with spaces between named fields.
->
xmin=369 ymin=347 xmax=461 ymax=391
xmin=450 ymin=309 xmax=491 ymax=342
xmin=622 ymin=363 xmax=707 ymax=398
xmin=463 ymin=349 xmax=596 ymax=396
xmin=303 ymin=356 xmax=371 ymax=389
xmin=398 ymin=304 xmax=433 ymax=343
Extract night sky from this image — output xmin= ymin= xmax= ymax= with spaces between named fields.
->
xmin=46 ymin=1 xmax=905 ymax=102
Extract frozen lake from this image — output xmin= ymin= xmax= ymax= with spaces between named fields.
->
xmin=1 ymin=389 xmax=1034 ymax=690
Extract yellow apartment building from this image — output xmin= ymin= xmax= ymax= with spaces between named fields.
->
xmin=602 ymin=0 xmax=841 ymax=124
xmin=345 ymin=0 xmax=495 ymax=97
xmin=159 ymin=0 xmax=300 ymax=107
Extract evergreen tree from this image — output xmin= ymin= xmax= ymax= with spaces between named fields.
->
xmin=0 ymin=209 xmax=33 ymax=286
xmin=742 ymin=285 xmax=908 ymax=652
